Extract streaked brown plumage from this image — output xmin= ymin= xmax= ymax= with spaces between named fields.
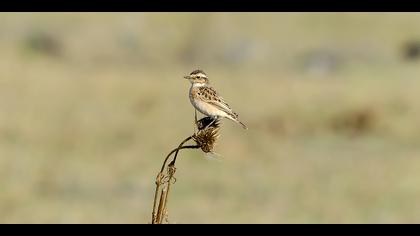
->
xmin=184 ymin=69 xmax=247 ymax=129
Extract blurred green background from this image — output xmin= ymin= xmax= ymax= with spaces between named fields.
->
xmin=1 ymin=13 xmax=420 ymax=223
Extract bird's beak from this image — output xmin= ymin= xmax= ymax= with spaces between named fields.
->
xmin=184 ymin=75 xmax=191 ymax=80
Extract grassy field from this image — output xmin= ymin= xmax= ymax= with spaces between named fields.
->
xmin=1 ymin=13 xmax=420 ymax=223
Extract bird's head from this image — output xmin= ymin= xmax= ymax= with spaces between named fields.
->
xmin=184 ymin=69 xmax=209 ymax=86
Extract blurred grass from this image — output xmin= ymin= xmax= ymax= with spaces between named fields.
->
xmin=1 ymin=13 xmax=420 ymax=223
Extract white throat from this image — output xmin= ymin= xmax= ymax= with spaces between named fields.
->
xmin=192 ymin=82 xmax=207 ymax=87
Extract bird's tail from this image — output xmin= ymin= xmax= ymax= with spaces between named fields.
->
xmin=226 ymin=112 xmax=248 ymax=130
xmin=238 ymin=120 xmax=248 ymax=130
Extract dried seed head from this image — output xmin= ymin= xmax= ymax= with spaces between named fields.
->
xmin=193 ymin=117 xmax=221 ymax=153
xmin=196 ymin=116 xmax=219 ymax=130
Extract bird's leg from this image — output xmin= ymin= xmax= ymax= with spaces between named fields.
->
xmin=194 ymin=109 xmax=198 ymax=133
xmin=195 ymin=109 xmax=198 ymax=125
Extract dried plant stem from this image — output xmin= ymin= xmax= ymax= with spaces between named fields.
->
xmin=151 ymin=136 xmax=199 ymax=224
xmin=156 ymin=187 xmax=167 ymax=223
xmin=160 ymin=136 xmax=193 ymax=173
xmin=151 ymin=116 xmax=221 ymax=224
xmin=151 ymin=172 xmax=164 ymax=223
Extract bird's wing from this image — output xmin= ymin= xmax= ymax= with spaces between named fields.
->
xmin=198 ymin=86 xmax=238 ymax=118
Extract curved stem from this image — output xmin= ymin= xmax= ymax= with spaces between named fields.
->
xmin=161 ymin=144 xmax=199 ymax=223
xmin=169 ymin=144 xmax=199 ymax=167
xmin=160 ymin=136 xmax=193 ymax=173
xmin=152 ymin=135 xmax=199 ymax=224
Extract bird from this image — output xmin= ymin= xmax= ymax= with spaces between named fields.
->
xmin=184 ymin=69 xmax=247 ymax=129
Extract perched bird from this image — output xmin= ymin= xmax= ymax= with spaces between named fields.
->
xmin=184 ymin=69 xmax=247 ymax=129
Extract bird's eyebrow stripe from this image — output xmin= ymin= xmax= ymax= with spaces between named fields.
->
xmin=196 ymin=73 xmax=207 ymax=78
xmin=190 ymin=69 xmax=206 ymax=76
